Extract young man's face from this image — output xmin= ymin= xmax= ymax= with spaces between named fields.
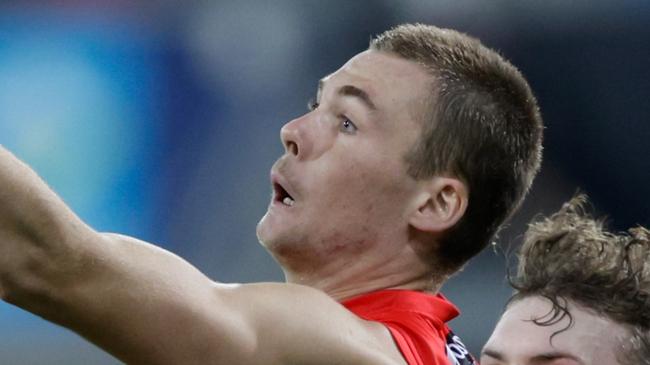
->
xmin=481 ymin=295 xmax=630 ymax=365
xmin=257 ymin=50 xmax=432 ymax=273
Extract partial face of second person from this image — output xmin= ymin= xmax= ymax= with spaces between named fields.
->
xmin=256 ymin=50 xmax=432 ymax=269
xmin=481 ymin=295 xmax=630 ymax=365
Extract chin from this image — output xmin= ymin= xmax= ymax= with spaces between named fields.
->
xmin=256 ymin=216 xmax=287 ymax=250
xmin=257 ymin=223 xmax=308 ymax=260
xmin=258 ymin=231 xmax=291 ymax=254
xmin=255 ymin=217 xmax=272 ymax=248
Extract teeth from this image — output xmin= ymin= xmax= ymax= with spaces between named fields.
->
xmin=282 ymin=197 xmax=295 ymax=206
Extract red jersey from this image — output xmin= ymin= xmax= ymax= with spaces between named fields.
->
xmin=342 ymin=289 xmax=478 ymax=365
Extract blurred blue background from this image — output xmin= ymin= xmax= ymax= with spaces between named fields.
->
xmin=0 ymin=1 xmax=648 ymax=363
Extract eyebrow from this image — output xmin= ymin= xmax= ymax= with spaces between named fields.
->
xmin=318 ymin=79 xmax=378 ymax=111
xmin=530 ymin=351 xmax=584 ymax=364
xmin=481 ymin=348 xmax=584 ymax=364
xmin=481 ymin=348 xmax=504 ymax=361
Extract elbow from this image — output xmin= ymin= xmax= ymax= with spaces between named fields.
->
xmin=0 ymin=240 xmax=61 ymax=308
xmin=0 ymin=227 xmax=102 ymax=313
xmin=0 ymin=268 xmax=72 ymax=324
xmin=0 ymin=231 xmax=44 ymax=304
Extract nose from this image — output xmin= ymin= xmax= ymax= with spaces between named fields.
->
xmin=280 ymin=114 xmax=320 ymax=160
xmin=280 ymin=118 xmax=301 ymax=157
xmin=280 ymin=113 xmax=332 ymax=160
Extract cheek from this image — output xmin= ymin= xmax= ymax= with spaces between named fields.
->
xmin=311 ymin=157 xmax=411 ymax=221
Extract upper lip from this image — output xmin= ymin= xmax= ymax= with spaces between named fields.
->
xmin=271 ymin=169 xmax=296 ymax=203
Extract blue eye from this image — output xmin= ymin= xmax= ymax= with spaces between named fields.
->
xmin=340 ymin=118 xmax=357 ymax=134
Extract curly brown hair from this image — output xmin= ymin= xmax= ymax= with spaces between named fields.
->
xmin=370 ymin=24 xmax=543 ymax=271
xmin=509 ymin=195 xmax=650 ymax=364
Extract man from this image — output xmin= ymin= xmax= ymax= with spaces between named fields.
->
xmin=481 ymin=196 xmax=650 ymax=365
xmin=0 ymin=24 xmax=542 ymax=364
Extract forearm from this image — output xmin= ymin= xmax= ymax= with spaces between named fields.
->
xmin=0 ymin=146 xmax=95 ymax=308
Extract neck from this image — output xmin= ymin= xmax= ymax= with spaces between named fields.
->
xmin=280 ymin=244 xmax=446 ymax=302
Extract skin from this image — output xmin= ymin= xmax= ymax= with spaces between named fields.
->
xmin=481 ymin=296 xmax=630 ymax=365
xmin=0 ymin=50 xmax=468 ymax=364
xmin=257 ymin=49 xmax=449 ymax=299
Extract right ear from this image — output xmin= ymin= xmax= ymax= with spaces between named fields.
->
xmin=408 ymin=176 xmax=468 ymax=235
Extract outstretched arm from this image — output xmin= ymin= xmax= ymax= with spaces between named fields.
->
xmin=0 ymin=146 xmax=405 ymax=365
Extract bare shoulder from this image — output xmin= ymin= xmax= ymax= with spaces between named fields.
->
xmin=216 ymin=282 xmax=407 ymax=365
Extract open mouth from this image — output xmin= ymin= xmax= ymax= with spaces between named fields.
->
xmin=274 ymin=182 xmax=295 ymax=207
